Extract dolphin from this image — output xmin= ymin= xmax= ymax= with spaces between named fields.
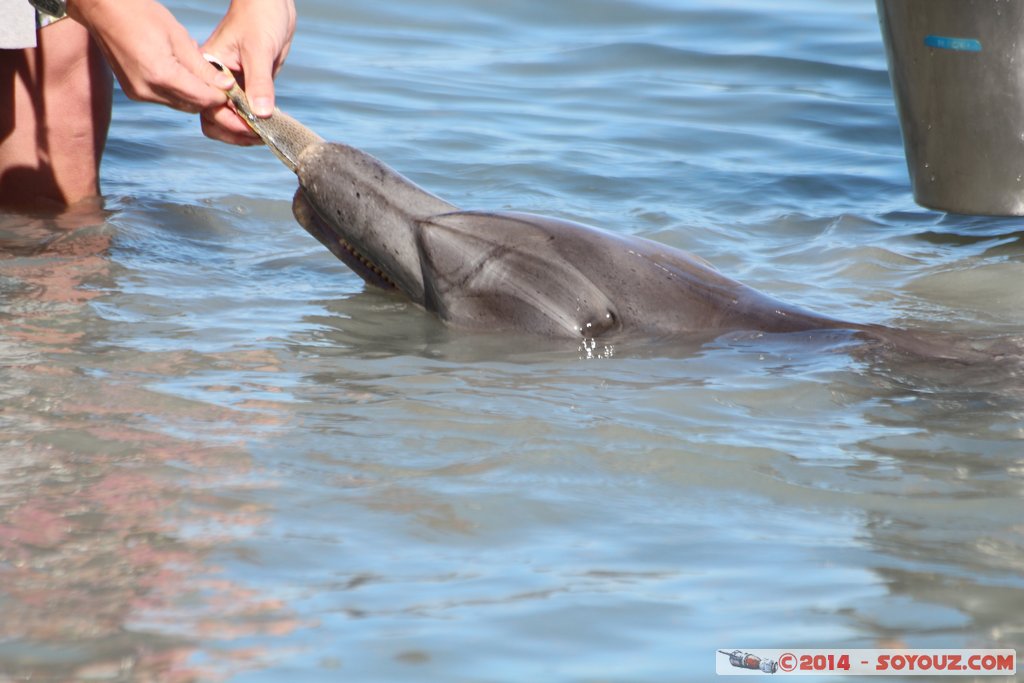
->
xmin=211 ymin=60 xmax=997 ymax=360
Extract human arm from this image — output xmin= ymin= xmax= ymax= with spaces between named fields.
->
xmin=66 ymin=0 xmax=235 ymax=113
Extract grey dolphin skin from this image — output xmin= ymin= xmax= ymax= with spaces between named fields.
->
xmin=290 ymin=142 xmax=843 ymax=340
xmin=211 ymin=60 xmax=994 ymax=360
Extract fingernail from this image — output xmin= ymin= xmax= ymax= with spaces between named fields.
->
xmin=252 ymin=97 xmax=273 ymax=117
xmin=216 ymin=74 xmax=236 ymax=90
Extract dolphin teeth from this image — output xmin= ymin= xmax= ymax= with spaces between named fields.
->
xmin=336 ymin=235 xmax=395 ymax=288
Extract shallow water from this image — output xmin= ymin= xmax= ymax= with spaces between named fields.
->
xmin=2 ymin=0 xmax=1023 ymax=681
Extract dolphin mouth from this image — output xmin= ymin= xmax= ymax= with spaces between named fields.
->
xmin=291 ymin=188 xmax=397 ymax=290
xmin=333 ymin=232 xmax=396 ymax=289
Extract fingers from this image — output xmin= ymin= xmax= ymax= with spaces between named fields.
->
xmin=143 ymin=61 xmax=227 ymax=113
xmin=201 ymin=113 xmax=262 ymax=145
xmin=99 ymin=41 xmax=228 ymax=112
xmin=200 ymin=105 xmax=262 ymax=146
xmin=239 ymin=40 xmax=277 ymax=117
xmin=182 ymin=40 xmax=237 ymax=92
xmin=149 ymin=36 xmax=233 ymax=113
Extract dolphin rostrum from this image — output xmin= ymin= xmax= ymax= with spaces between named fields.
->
xmin=211 ymin=60 xmax=998 ymax=360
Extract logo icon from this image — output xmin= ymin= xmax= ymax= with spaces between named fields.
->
xmin=719 ymin=650 xmax=779 ymax=674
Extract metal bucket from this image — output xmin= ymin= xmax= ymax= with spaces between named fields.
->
xmin=877 ymin=0 xmax=1024 ymax=215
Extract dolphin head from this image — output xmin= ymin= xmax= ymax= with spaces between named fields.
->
xmin=292 ymin=143 xmax=628 ymax=336
xmin=293 ymin=142 xmax=458 ymax=301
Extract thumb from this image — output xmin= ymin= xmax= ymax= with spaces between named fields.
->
xmin=240 ymin=41 xmax=277 ymax=118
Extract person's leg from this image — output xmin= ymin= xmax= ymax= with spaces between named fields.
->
xmin=0 ymin=18 xmax=113 ymax=209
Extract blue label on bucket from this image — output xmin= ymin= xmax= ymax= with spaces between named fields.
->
xmin=924 ymin=35 xmax=982 ymax=52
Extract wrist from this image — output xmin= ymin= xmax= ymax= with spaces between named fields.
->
xmin=65 ymin=0 xmax=113 ymax=25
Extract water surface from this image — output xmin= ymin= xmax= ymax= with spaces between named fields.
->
xmin=1 ymin=1 xmax=1022 ymax=681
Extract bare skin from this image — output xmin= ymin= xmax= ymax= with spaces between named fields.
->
xmin=0 ymin=0 xmax=295 ymax=209
xmin=0 ymin=19 xmax=111 ymax=208
xmin=201 ymin=0 xmax=296 ymax=145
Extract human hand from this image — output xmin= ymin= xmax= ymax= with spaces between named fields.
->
xmin=67 ymin=0 xmax=235 ymax=113
xmin=200 ymin=0 xmax=297 ymax=145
